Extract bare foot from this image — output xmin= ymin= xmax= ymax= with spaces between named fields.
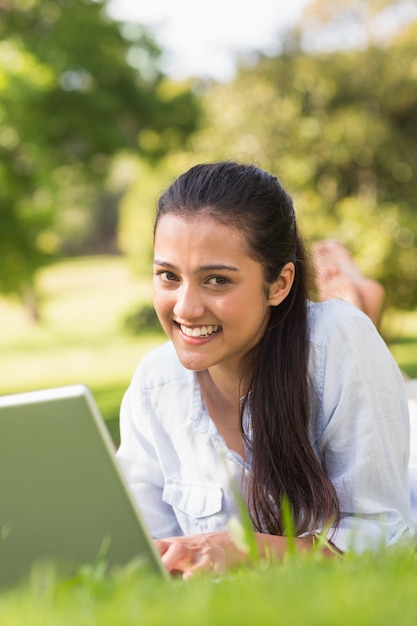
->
xmin=312 ymin=239 xmax=385 ymax=326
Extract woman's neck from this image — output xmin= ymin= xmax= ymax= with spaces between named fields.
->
xmin=197 ymin=368 xmax=246 ymax=458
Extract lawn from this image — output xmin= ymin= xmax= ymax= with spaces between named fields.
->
xmin=0 ymin=255 xmax=165 ymax=444
xmin=1 ymin=255 xmax=417 ymax=621
xmin=1 ymin=546 xmax=417 ymax=625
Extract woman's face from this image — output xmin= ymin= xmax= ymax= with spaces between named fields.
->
xmin=153 ymin=213 xmax=292 ymax=375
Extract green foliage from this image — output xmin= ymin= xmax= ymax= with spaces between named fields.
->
xmin=123 ymin=302 xmax=163 ymax=336
xmin=0 ymin=0 xmax=201 ymax=299
xmin=116 ymin=152 xmax=195 ymax=275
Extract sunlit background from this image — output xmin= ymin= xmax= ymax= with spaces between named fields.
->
xmin=107 ymin=0 xmax=312 ymax=81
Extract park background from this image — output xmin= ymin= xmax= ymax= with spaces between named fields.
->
xmin=1 ymin=0 xmax=417 ymax=621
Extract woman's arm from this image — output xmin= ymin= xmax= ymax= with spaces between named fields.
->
xmin=314 ymin=307 xmax=414 ymax=552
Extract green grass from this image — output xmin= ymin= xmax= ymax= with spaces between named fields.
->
xmin=0 ymin=255 xmax=165 ymax=445
xmin=1 ymin=547 xmax=417 ymax=625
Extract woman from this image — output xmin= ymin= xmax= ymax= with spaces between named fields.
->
xmin=116 ymin=161 xmax=414 ymax=579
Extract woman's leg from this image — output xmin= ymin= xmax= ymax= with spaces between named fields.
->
xmin=312 ymin=239 xmax=385 ymax=326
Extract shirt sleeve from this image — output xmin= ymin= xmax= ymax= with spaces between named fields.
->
xmin=116 ymin=373 xmax=182 ymax=539
xmin=313 ymin=311 xmax=415 ymax=553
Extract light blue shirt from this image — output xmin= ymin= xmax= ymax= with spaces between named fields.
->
xmin=116 ymin=299 xmax=416 ymax=553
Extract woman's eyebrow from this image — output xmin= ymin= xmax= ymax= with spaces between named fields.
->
xmin=153 ymin=259 xmax=176 ymax=268
xmin=198 ymin=264 xmax=240 ymax=272
xmin=153 ymin=259 xmax=239 ymax=272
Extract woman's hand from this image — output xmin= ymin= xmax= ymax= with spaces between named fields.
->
xmin=155 ymin=531 xmax=338 ymax=580
xmin=154 ymin=531 xmax=247 ymax=580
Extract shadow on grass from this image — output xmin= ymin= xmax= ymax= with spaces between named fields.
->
xmin=388 ymin=335 xmax=417 ymax=346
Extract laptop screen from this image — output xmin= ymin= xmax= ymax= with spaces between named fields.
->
xmin=0 ymin=385 xmax=167 ymax=586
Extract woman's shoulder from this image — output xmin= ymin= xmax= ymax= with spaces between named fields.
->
xmin=307 ymin=299 xmax=376 ymax=347
xmin=133 ymin=341 xmax=191 ymax=389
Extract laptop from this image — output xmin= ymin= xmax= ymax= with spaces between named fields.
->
xmin=0 ymin=384 xmax=168 ymax=587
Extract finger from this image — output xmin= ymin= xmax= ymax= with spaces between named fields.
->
xmin=183 ymin=545 xmax=227 ymax=580
xmin=160 ymin=542 xmax=195 ymax=573
xmin=182 ymin=551 xmax=214 ymax=580
xmin=154 ymin=539 xmax=171 ymax=557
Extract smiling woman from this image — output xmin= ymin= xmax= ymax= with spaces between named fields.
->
xmin=116 ymin=161 xmax=416 ymax=580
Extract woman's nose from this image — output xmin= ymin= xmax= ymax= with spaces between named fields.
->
xmin=173 ymin=285 xmax=205 ymax=320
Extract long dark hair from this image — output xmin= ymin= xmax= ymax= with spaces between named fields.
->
xmin=156 ymin=161 xmax=339 ymax=536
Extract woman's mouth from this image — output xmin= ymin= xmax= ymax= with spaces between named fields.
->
xmin=177 ymin=323 xmax=220 ymax=338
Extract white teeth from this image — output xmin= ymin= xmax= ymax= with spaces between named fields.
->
xmin=180 ymin=324 xmax=219 ymax=338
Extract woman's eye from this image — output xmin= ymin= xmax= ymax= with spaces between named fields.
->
xmin=207 ymin=276 xmax=230 ymax=286
xmin=158 ymin=271 xmax=178 ymax=282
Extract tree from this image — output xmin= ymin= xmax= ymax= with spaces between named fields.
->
xmin=0 ymin=0 xmax=201 ymax=306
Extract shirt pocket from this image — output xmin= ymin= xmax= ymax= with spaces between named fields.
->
xmin=162 ymin=477 xmax=225 ymax=535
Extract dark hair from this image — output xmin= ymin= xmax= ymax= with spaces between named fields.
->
xmin=156 ymin=161 xmax=339 ymax=536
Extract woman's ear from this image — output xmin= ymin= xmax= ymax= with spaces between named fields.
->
xmin=268 ymin=262 xmax=295 ymax=306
